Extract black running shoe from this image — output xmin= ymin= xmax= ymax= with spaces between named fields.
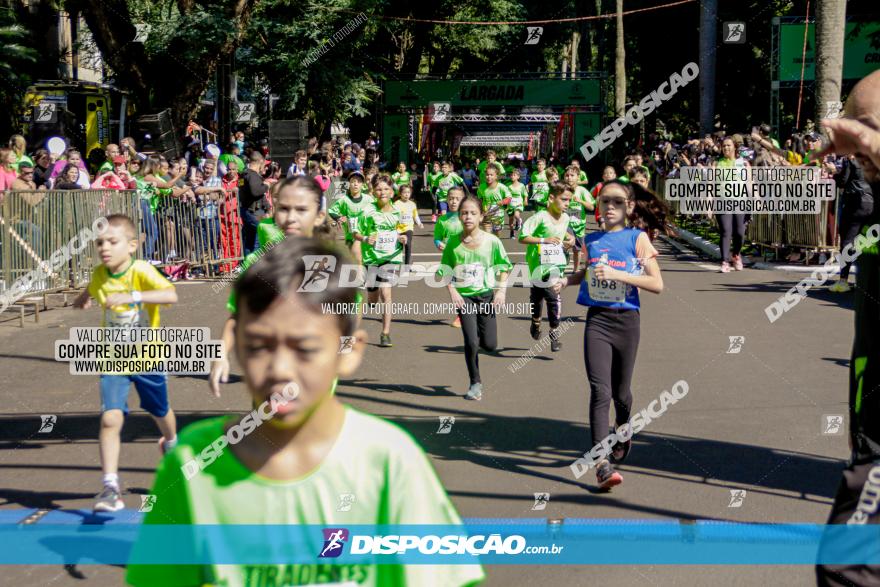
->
xmin=530 ymin=320 xmax=541 ymax=341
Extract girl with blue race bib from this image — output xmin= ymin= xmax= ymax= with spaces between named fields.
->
xmin=560 ymin=180 xmax=669 ymax=491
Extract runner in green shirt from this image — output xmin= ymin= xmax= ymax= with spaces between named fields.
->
xmin=327 ymin=172 xmax=375 ymax=264
xmin=426 ymin=161 xmax=442 ymax=221
xmin=352 ymin=174 xmax=406 ymax=348
xmin=530 ymin=159 xmax=550 ymax=211
xmin=477 ymin=166 xmax=511 ymax=236
xmin=571 ymin=159 xmax=589 ymax=188
xmin=436 ymin=161 xmax=465 ymax=215
xmin=519 ymin=183 xmax=576 ymax=352
xmin=391 ymin=161 xmax=412 ymax=194
xmin=209 ymin=176 xmax=329 ymax=396
xmin=477 ymin=150 xmax=505 ymax=190
xmin=506 ymin=168 xmax=527 ymax=240
xmin=434 ymin=187 xmax=465 ymax=329
xmin=437 ymin=194 xmax=512 ymax=401
xmin=434 ymin=187 xmax=465 ymax=251
xmin=128 ymin=237 xmax=483 ymax=587
xmin=564 ymin=165 xmax=596 ymax=273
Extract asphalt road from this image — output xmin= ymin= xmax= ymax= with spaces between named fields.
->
xmin=0 ymin=214 xmax=856 ymax=586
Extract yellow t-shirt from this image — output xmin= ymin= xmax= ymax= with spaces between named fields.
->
xmin=393 ymin=199 xmax=419 ymax=233
xmin=88 ymin=260 xmax=173 ymax=328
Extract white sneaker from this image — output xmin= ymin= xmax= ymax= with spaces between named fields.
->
xmin=93 ymin=485 xmax=124 ymax=513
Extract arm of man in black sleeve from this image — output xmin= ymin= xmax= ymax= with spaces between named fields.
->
xmin=241 ymin=168 xmax=268 ymax=211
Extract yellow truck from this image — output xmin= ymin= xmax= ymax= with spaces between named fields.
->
xmin=21 ymin=81 xmax=133 ymax=165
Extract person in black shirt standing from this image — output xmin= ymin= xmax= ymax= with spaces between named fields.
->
xmin=238 ymin=151 xmax=269 ymax=255
xmin=816 ymin=69 xmax=880 ymax=587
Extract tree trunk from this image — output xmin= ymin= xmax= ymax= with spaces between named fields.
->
xmin=814 ymin=0 xmax=846 ymax=126
xmin=571 ymin=30 xmax=580 ymax=74
xmin=698 ymin=0 xmax=717 ymax=134
xmin=614 ymin=0 xmax=625 ymax=117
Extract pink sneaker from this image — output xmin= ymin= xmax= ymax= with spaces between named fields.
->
xmin=431 ymin=214 xmax=437 ymax=222
xmin=732 ymin=255 xmax=744 ymax=271
xmin=720 ymin=261 xmax=731 ymax=273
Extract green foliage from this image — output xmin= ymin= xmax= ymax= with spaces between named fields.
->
xmin=0 ymin=17 xmax=39 ymax=138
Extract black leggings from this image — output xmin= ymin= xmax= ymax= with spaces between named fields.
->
xmin=838 ymin=217 xmax=863 ymax=280
xmin=584 ymin=307 xmax=641 ymax=447
xmin=403 ymin=230 xmax=414 ymax=265
xmin=717 ymin=213 xmax=746 ymax=262
xmin=457 ymin=290 xmax=498 ymax=385
xmin=530 ymin=285 xmax=561 ymax=329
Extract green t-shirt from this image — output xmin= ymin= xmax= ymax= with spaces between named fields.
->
xmin=356 ymin=207 xmax=403 ymax=266
xmin=219 ymin=153 xmax=246 ymax=173
xmin=436 ymin=172 xmax=464 ymax=202
xmin=433 ymin=212 xmax=463 ymax=246
xmin=427 ymin=171 xmax=442 ymax=191
xmin=567 ymin=186 xmax=593 ymax=237
xmin=530 ymin=171 xmax=549 ymax=206
xmin=578 ymin=170 xmax=588 ymax=185
xmin=391 ymin=171 xmax=411 ymax=190
xmin=507 ymin=183 xmax=527 ymax=212
xmin=226 ymin=219 xmax=286 ymax=314
xmin=500 ymin=164 xmax=515 ymax=186
xmin=327 ymin=193 xmax=376 ymax=243
xmin=477 ymin=161 xmax=505 ymax=188
xmin=437 ymin=233 xmax=512 ymax=297
xmin=13 ymin=153 xmax=34 ymax=172
xmin=521 ymin=210 xmax=570 ymax=278
xmin=477 ymin=183 xmax=511 ymax=224
xmin=125 ymin=407 xmax=484 ymax=587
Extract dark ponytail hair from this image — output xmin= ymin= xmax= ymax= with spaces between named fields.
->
xmin=600 ymin=180 xmax=674 ymax=241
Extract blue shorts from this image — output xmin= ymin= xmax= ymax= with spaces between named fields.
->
xmin=439 ymin=200 xmax=448 ymax=214
xmin=100 ymin=373 xmax=169 ymax=417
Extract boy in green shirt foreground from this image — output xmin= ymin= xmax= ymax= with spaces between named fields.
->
xmin=519 ymin=183 xmax=576 ymax=353
xmin=127 ymin=237 xmax=484 ymax=587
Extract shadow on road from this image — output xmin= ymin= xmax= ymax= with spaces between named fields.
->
xmin=336 ymin=388 xmax=843 ymax=513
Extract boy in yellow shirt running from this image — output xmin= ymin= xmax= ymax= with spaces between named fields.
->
xmin=73 ymin=214 xmax=179 ymax=513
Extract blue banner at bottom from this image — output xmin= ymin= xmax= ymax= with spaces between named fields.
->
xmin=3 ymin=522 xmax=880 ymax=565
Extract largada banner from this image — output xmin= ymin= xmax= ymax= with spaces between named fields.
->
xmin=778 ymin=21 xmax=880 ymax=82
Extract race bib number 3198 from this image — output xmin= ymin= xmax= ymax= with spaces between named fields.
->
xmin=588 ymin=265 xmax=625 ymax=303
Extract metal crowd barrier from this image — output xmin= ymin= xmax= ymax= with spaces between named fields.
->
xmin=144 ymin=186 xmax=244 ymax=276
xmin=0 ymin=188 xmax=245 ymax=309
